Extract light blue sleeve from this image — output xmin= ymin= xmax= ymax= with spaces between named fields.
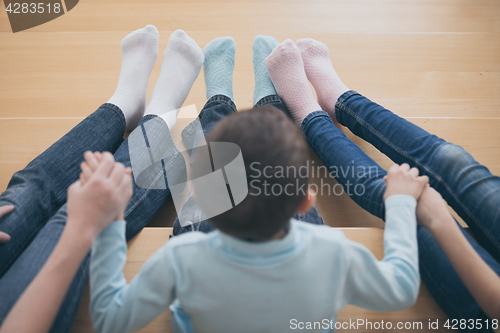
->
xmin=344 ymin=194 xmax=420 ymax=311
xmin=89 ymin=221 xmax=177 ymax=333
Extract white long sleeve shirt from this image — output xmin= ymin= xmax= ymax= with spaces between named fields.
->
xmin=90 ymin=195 xmax=420 ymax=333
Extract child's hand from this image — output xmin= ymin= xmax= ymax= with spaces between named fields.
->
xmin=383 ymin=163 xmax=429 ymax=201
xmin=416 ymin=186 xmax=454 ymax=231
xmin=67 ymin=152 xmax=133 ymax=241
xmin=80 ymin=151 xmax=103 ymax=185
xmin=80 ymin=151 xmax=132 ymax=221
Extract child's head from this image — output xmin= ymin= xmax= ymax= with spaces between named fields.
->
xmin=192 ymin=106 xmax=313 ymax=241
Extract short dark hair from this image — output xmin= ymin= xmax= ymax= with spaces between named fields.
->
xmin=191 ymin=106 xmax=309 ymax=241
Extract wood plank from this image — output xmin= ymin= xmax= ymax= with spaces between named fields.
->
xmin=2 ymin=0 xmax=500 ymax=33
xmin=72 ymin=227 xmax=448 ymax=333
xmin=1 ymin=32 xmax=499 ymax=117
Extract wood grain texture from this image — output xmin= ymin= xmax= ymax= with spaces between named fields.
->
xmin=2 ymin=0 xmax=500 ymax=33
xmin=72 ymin=227 xmax=448 ymax=333
xmin=1 ymin=32 xmax=500 ymax=117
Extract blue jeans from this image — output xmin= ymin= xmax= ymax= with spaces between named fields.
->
xmin=0 ymin=104 xmax=176 ymax=332
xmin=173 ymin=94 xmax=324 ymax=236
xmin=302 ymin=90 xmax=500 ymax=332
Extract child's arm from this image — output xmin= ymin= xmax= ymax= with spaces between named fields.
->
xmin=344 ymin=164 xmax=427 ymax=311
xmin=89 ymin=221 xmax=177 ymax=333
xmin=0 ymin=152 xmax=132 ymax=333
xmin=416 ymin=186 xmax=500 ymax=319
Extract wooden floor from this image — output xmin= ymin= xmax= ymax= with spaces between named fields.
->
xmin=1 ymin=0 xmax=499 ymax=332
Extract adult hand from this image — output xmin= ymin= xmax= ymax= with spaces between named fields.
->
xmin=66 ymin=152 xmax=133 ymax=242
xmin=79 ymin=151 xmax=131 ymax=221
xmin=0 ymin=153 xmax=131 ymax=333
xmin=0 ymin=205 xmax=14 ymax=243
xmin=416 ymin=186 xmax=454 ymax=231
xmin=383 ymin=163 xmax=429 ymax=201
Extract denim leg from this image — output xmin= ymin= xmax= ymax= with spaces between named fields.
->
xmin=0 ymin=115 xmax=180 ymax=332
xmin=0 ymin=205 xmax=82 ymax=332
xmin=0 ymin=103 xmax=126 ymax=277
xmin=294 ymin=206 xmax=325 ymax=226
xmin=418 ymin=223 xmax=499 ymax=333
xmin=254 ymin=94 xmax=290 ymax=114
xmin=255 ymin=95 xmax=325 ymax=225
xmin=335 ymin=91 xmax=500 ymax=262
xmin=173 ymin=95 xmax=237 ymax=236
xmin=116 ymin=115 xmax=184 ymax=239
xmin=173 ymin=95 xmax=327 ymax=236
xmin=301 ymin=111 xmax=387 ymax=220
xmin=301 ymin=104 xmax=499 ymax=330
xmin=181 ymin=94 xmax=237 ymax=150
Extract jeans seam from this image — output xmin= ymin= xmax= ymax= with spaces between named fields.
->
xmin=142 ymin=114 xmax=158 ymax=122
xmin=336 ymin=90 xmax=359 ymax=105
xmin=337 ymin=97 xmax=500 ymax=252
xmin=145 ymin=115 xmax=170 ymax=131
xmin=206 ymin=95 xmax=237 ymax=112
xmin=101 ymin=103 xmax=127 ymax=130
xmin=255 ymin=94 xmax=282 ymax=107
xmin=300 ymin=111 xmax=330 ymax=130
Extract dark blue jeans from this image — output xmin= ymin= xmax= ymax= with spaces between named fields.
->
xmin=0 ymin=104 xmax=175 ymax=332
xmin=302 ymin=90 xmax=500 ymax=332
xmin=173 ymin=94 xmax=324 ymax=236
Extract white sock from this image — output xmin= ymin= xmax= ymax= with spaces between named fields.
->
xmin=107 ymin=25 xmax=159 ymax=131
xmin=296 ymin=38 xmax=349 ymax=121
xmin=265 ymin=39 xmax=321 ymax=125
xmin=144 ymin=30 xmax=204 ymax=130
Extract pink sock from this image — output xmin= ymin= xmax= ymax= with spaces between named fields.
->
xmin=265 ymin=39 xmax=321 ymax=125
xmin=296 ymin=38 xmax=348 ymax=122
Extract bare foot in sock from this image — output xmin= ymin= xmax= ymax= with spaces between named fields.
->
xmin=107 ymin=25 xmax=159 ymax=131
xmin=203 ymin=36 xmax=236 ymax=101
xmin=296 ymin=38 xmax=348 ymax=122
xmin=144 ymin=30 xmax=204 ymax=130
xmin=265 ymin=39 xmax=321 ymax=125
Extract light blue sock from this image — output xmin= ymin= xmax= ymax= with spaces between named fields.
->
xmin=253 ymin=35 xmax=278 ymax=105
xmin=203 ymin=37 xmax=236 ymax=100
